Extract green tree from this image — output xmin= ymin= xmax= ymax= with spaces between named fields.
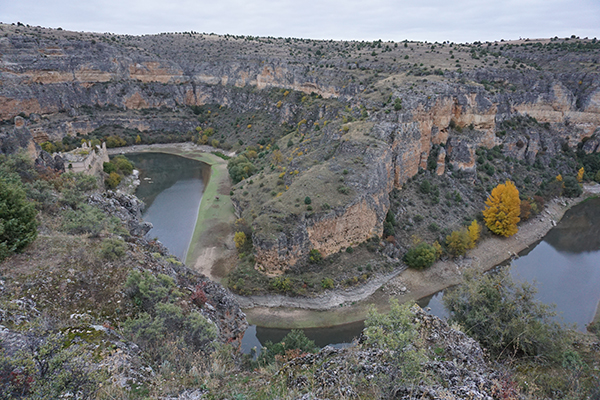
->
xmin=483 ymin=180 xmax=521 ymax=237
xmin=0 ymin=177 xmax=38 ymax=262
xmin=563 ymin=176 xmax=582 ymax=198
xmin=445 ymin=229 xmax=471 ymax=257
xmin=403 ymin=242 xmax=437 ymax=269
xmin=227 ymin=155 xmax=256 ymax=183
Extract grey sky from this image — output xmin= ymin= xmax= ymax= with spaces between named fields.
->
xmin=2 ymin=0 xmax=599 ymax=43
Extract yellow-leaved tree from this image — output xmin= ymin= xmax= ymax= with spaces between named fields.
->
xmin=467 ymin=220 xmax=481 ymax=249
xmin=577 ymin=167 xmax=585 ymax=182
xmin=483 ymin=180 xmax=521 ymax=237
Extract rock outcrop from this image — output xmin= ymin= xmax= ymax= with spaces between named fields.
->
xmin=281 ymin=306 xmax=502 ymax=399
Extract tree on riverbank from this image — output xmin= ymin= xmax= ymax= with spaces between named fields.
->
xmin=483 ymin=180 xmax=520 ymax=237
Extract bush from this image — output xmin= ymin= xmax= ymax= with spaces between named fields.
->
xmin=61 ymin=204 xmax=118 ymax=237
xmin=258 ymin=329 xmax=318 ymax=365
xmin=304 ymin=196 xmax=311 ymax=205
xmin=111 ymin=155 xmax=134 ymax=175
xmin=269 ymin=276 xmax=292 ymax=293
xmin=443 ymin=268 xmax=568 ymax=360
xmin=308 ymin=248 xmax=322 ymax=263
xmin=419 ymin=179 xmax=431 ymax=194
xmin=445 ymin=229 xmax=472 ymax=257
xmin=234 ymin=231 xmax=247 ymax=250
xmin=562 ymin=176 xmax=582 ymax=197
xmin=227 ymin=155 xmax=256 ymax=183
xmin=364 ymin=300 xmax=425 ymax=381
xmin=337 ymin=185 xmax=350 ymax=194
xmin=105 ymin=171 xmax=121 ymax=189
xmin=0 ymin=177 xmax=38 ymax=262
xmin=100 ymin=238 xmax=127 ymax=260
xmin=0 ymin=332 xmax=103 ymax=398
xmin=403 ymin=243 xmax=437 ymax=269
xmin=125 ymin=270 xmax=182 ymax=311
xmin=321 ymin=277 xmax=334 ymax=289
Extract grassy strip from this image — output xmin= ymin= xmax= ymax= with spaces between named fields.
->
xmin=182 ymin=152 xmax=236 ymax=268
xmin=126 ymin=146 xmax=235 ymax=271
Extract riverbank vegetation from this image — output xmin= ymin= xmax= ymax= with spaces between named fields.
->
xmin=205 ymin=272 xmax=600 ymax=399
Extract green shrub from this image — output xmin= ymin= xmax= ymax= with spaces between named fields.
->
xmin=105 ymin=171 xmax=121 ymax=189
xmin=227 ymin=155 xmax=256 ymax=183
xmin=0 ymin=332 xmax=103 ymax=398
xmin=111 ymin=155 xmax=134 ymax=175
xmin=309 ymin=249 xmax=322 ymax=263
xmin=420 ymin=179 xmax=431 ymax=194
xmin=258 ymin=329 xmax=317 ymax=365
xmin=403 ymin=243 xmax=437 ymax=269
xmin=562 ymin=176 xmax=582 ymax=197
xmin=321 ymin=277 xmax=334 ymax=289
xmin=269 ymin=277 xmax=292 ymax=293
xmin=393 ymin=98 xmax=403 ymax=111
xmin=443 ymin=268 xmax=568 ymax=360
xmin=337 ymin=185 xmax=350 ymax=194
xmin=24 ymin=179 xmax=57 ymax=210
xmin=364 ymin=300 xmax=425 ymax=381
xmin=61 ymin=204 xmax=118 ymax=237
xmin=100 ymin=238 xmax=127 ymax=260
xmin=125 ymin=270 xmax=182 ymax=312
xmin=304 ymin=196 xmax=311 ymax=205
xmin=0 ymin=177 xmax=38 ymax=262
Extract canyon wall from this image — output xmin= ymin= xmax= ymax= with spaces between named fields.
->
xmin=2 ymin=26 xmax=600 ymax=271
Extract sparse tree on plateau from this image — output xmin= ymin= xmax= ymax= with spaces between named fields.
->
xmin=483 ymin=180 xmax=521 ymax=237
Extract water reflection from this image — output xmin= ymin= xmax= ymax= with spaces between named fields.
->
xmin=125 ymin=153 xmax=208 ymax=260
xmin=241 ymin=321 xmax=364 ymax=354
xmin=423 ymin=197 xmax=600 ymax=332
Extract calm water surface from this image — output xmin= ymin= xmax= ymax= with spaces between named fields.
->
xmin=421 ymin=197 xmax=600 ymax=331
xmin=125 ymin=153 xmax=208 ymax=261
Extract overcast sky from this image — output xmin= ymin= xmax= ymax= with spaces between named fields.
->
xmin=2 ymin=0 xmax=599 ymax=43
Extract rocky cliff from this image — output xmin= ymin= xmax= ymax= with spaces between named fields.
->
xmin=2 ymin=24 xmax=600 ymax=273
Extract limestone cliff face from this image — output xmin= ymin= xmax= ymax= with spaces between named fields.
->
xmin=0 ymin=33 xmax=347 ymax=122
xmin=370 ymin=74 xmax=600 ymax=188
xmin=249 ymin=139 xmax=393 ymax=273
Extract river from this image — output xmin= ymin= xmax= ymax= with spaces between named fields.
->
xmin=127 ymin=151 xmax=600 ymax=348
xmin=419 ymin=197 xmax=600 ymax=332
xmin=126 ymin=152 xmax=209 ymax=261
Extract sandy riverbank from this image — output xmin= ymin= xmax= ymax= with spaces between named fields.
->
xmin=244 ymin=185 xmax=600 ymax=328
xmin=108 ymin=143 xmax=238 ymax=281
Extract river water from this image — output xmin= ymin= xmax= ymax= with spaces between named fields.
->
xmin=126 ymin=151 xmax=600 ymax=349
xmin=420 ymin=197 xmax=600 ymax=332
xmin=126 ymin=152 xmax=208 ymax=261
xmin=245 ymin=197 xmax=600 ymax=352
